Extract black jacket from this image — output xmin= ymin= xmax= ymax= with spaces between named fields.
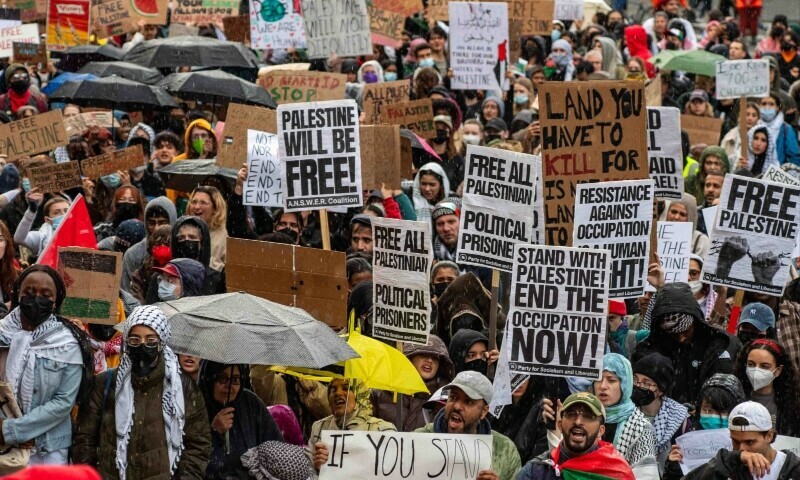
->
xmin=683 ymin=448 xmax=800 ymax=480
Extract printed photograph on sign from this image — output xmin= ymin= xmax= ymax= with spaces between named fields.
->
xmin=249 ymin=0 xmax=307 ymax=49
xmin=449 ymin=1 xmax=509 ymax=91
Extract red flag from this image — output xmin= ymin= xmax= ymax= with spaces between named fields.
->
xmin=37 ymin=194 xmax=98 ymax=268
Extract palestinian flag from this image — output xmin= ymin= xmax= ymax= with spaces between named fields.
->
xmin=57 ymin=247 xmax=122 ymax=326
xmin=552 ymin=441 xmax=635 ymax=480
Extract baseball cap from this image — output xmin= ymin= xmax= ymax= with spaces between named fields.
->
xmin=561 ymin=392 xmax=606 ymax=422
xmin=152 ymin=263 xmax=180 ymax=278
xmin=349 ymin=214 xmax=372 ymax=229
xmin=729 ymin=401 xmax=773 ymax=432
xmin=443 ymin=371 xmax=493 ymax=404
xmin=689 ymin=89 xmax=709 ymax=102
xmin=485 ymin=118 xmax=508 ymax=132
xmin=739 ymin=302 xmax=775 ymax=332
xmin=423 ymin=386 xmax=448 ymax=410
xmin=433 ymin=114 xmax=453 ymax=130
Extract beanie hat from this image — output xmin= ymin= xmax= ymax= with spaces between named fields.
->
xmin=5 ymin=63 xmax=25 ymax=84
xmin=431 ymin=197 xmax=462 ymax=222
xmin=115 ymin=219 xmax=146 ymax=250
xmin=482 ymin=95 xmax=505 ymax=119
xmin=633 ymin=353 xmax=675 ymax=393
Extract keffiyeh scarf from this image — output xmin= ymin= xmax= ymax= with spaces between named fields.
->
xmin=653 ymin=397 xmax=688 ymax=452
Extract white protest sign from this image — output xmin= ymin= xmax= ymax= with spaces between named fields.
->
xmin=244 ymin=129 xmax=282 ymax=207
xmin=702 ymin=206 xmax=717 ymax=237
xmin=702 ymin=174 xmax=800 ymax=295
xmin=449 ymin=2 xmax=509 ymax=91
xmin=554 ymin=0 xmax=583 ymax=20
xmin=507 ymin=245 xmax=610 ymax=379
xmin=319 ymin=431 xmax=493 ymax=480
xmin=763 ymin=164 xmax=800 ymax=186
xmin=647 ymin=107 xmax=683 ymax=200
xmin=371 ymin=217 xmax=433 ymax=345
xmin=675 ymin=429 xmax=732 ymax=475
xmin=774 ymin=436 xmax=800 ymax=456
xmin=532 ymin=156 xmax=545 ymax=245
xmin=0 ymin=24 xmax=39 ymax=58
xmin=646 ymin=221 xmax=692 ymax=292
xmin=249 ymin=0 xmax=306 ymax=50
xmin=573 ymin=179 xmax=654 ymax=299
xmin=457 ymin=145 xmax=538 ymax=272
xmin=715 ymin=59 xmax=770 ymax=100
xmin=301 ymin=0 xmax=371 ymax=59
xmin=278 ymin=99 xmax=363 ymax=211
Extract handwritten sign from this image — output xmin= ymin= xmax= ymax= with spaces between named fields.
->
xmin=368 ymin=4 xmax=404 ymax=46
xmin=12 ymin=41 xmax=46 ymax=64
xmin=0 ymin=23 xmax=38 ymax=57
xmin=249 ymin=0 xmax=306 ymax=49
xmin=171 ymin=0 xmax=237 ymax=24
xmin=28 ymin=161 xmax=82 ymax=193
xmin=64 ymin=111 xmax=118 ymax=136
xmin=302 ymin=0 xmax=371 ymax=59
xmin=218 ymin=103 xmax=277 ymax=169
xmin=675 ymin=429 xmax=731 ymax=475
xmin=715 ymin=59 xmax=770 ymax=100
xmin=263 ymin=70 xmax=346 ymax=105
xmin=244 ymin=129 xmax=282 ymax=207
xmin=510 ymin=0 xmax=553 ymax=35
xmin=0 ymin=110 xmax=68 ymax=161
xmin=360 ymin=125 xmax=402 ymax=189
xmin=79 ymin=145 xmax=145 ymax=178
xmin=362 ymin=80 xmax=412 ymax=124
xmin=381 ymin=98 xmax=435 ymax=139
xmin=91 ymin=0 xmax=168 ymax=38
xmin=554 ymin=0 xmax=582 ymax=20
xmin=449 ymin=1 xmax=508 ymax=91
xmin=763 ymin=165 xmax=800 ymax=186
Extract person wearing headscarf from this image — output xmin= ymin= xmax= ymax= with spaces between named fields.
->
xmin=72 ymin=305 xmax=211 ymax=479
xmin=198 ymin=361 xmax=283 ymax=479
xmin=267 ymin=405 xmax=305 ymax=446
xmin=596 ymin=36 xmax=624 ymax=79
xmin=126 ymin=123 xmax=156 ymax=153
xmin=744 ymin=123 xmax=778 ymax=176
xmin=152 ymin=257 xmax=207 ymax=301
xmin=545 ymin=39 xmax=575 ymax=81
xmin=411 ymin=162 xmax=450 ymax=222
xmin=624 ymin=26 xmax=656 ymax=78
xmin=356 ymin=60 xmax=383 ymax=84
xmin=664 ymin=193 xmax=710 ymax=258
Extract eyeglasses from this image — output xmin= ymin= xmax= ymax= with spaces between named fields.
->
xmin=11 ymin=73 xmax=28 ymax=80
xmin=563 ymin=409 xmax=599 ymax=422
xmin=215 ymin=374 xmax=242 ymax=386
xmin=634 ymin=380 xmax=659 ymax=391
xmin=127 ymin=337 xmax=160 ymax=348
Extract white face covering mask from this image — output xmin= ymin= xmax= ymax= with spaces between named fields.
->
xmin=462 ymin=134 xmax=481 ymax=145
xmin=689 ymin=280 xmax=703 ymax=295
xmin=746 ymin=366 xmax=776 ymax=391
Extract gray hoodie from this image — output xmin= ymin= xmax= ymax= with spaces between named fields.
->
xmin=120 ymin=196 xmax=177 ymax=291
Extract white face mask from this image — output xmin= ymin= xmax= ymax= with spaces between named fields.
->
xmin=689 ymin=280 xmax=703 ymax=295
xmin=462 ymin=134 xmax=481 ymax=145
xmin=746 ymin=366 xmax=775 ymax=391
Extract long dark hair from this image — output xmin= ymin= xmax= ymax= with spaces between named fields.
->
xmin=0 ymin=221 xmax=17 ymax=300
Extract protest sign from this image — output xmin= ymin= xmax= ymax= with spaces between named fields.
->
xmin=645 ymin=76 xmax=662 ymax=106
xmin=28 ymin=161 xmax=82 ymax=193
xmin=319 ymin=431 xmax=493 ymax=480
xmin=449 ymin=2 xmax=509 ymax=92
xmin=13 ymin=41 xmax=46 ymax=64
xmin=5 ymin=0 xmax=46 ymax=22
xmin=278 ymin=99 xmax=362 ymax=211
xmin=0 ymin=8 xmax=20 ymax=29
xmin=244 ymin=129 xmax=282 ymax=207
xmin=509 ymin=0 xmax=553 ymax=35
xmin=362 ymin=80 xmax=412 ymax=125
xmin=457 ymin=145 xmax=538 ymax=272
xmin=302 ymin=0 xmax=371 ymax=59
xmin=222 ymin=15 xmax=249 ymax=43
xmin=90 ymin=0 xmax=168 ymax=38
xmin=531 ymin=156 xmax=545 ymax=245
xmin=57 ymin=247 xmax=122 ymax=325
xmin=381 ymin=98 xmax=435 ymax=139
xmin=646 ymin=221 xmax=692 ymax=292
xmin=715 ymin=59 xmax=770 ymax=100
xmin=79 ymin=145 xmax=145 ymax=179
xmin=171 ymin=0 xmax=237 ymax=23
xmin=681 ymin=114 xmax=723 ymax=148
xmin=371 ymin=217 xmax=433 ymax=345
xmin=226 ymin=237 xmax=347 ymax=328
xmin=702 ymin=206 xmax=717 ymax=237
xmin=647 ymin=107 xmax=683 ymax=200
xmin=218 ymin=103 xmax=277 ymax=169
xmin=168 ymin=22 xmax=198 ymax=37
xmin=368 ymin=4 xmax=405 ymax=47
xmin=427 ymin=0 xmax=448 ymax=21
xmin=46 ymin=0 xmax=90 ymax=51
xmin=0 ymin=110 xmax=68 ymax=161
xmin=702 ymin=174 xmax=800 ymax=295
xmin=763 ymin=165 xmax=800 ymax=186
xmin=64 ymin=111 xmax=118 ymax=136
xmin=0 ymin=23 xmax=37 ymax=57
xmin=507 ymin=244 xmax=610 ymax=378
xmin=554 ymin=0 xmax=582 ymax=20
xmin=372 ymin=0 xmax=421 ymax=17
xmin=262 ymin=70 xmax=346 ymax=105
xmin=573 ymin=179 xmax=654 ymax=298
xmin=360 ymin=125 xmax=402 ymax=189
xmin=675 ymin=429 xmax=732 ymax=475
xmin=774 ymin=436 xmax=800 ymax=457
xmin=540 ymin=81 xmax=649 ymax=246
xmin=249 ymin=0 xmax=306 ymax=49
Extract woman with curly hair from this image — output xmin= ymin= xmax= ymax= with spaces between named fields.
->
xmin=734 ymin=338 xmax=800 ymax=436
xmin=0 ymin=220 xmax=19 ymax=304
xmin=188 ymin=185 xmax=227 ymax=272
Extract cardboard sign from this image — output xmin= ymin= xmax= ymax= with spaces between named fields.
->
xmin=223 ymin=15 xmax=249 ymax=43
xmin=449 ymin=2 xmax=508 ymax=92
xmin=226 ymin=237 xmax=347 ymax=328
xmin=715 ymin=59 xmax=770 ymax=100
xmin=681 ymin=114 xmax=723 ymax=148
xmin=218 ymin=103 xmax=277 ymax=169
xmin=554 ymin=0 xmax=582 ymax=20
xmin=507 ymin=244 xmax=610 ymax=378
xmin=458 ymin=145 xmax=539 ymax=272
xmin=645 ymin=76 xmax=662 ymax=106
xmin=0 ymin=7 xmax=21 ymax=29
xmin=46 ymin=0 xmax=90 ymax=51
xmin=0 ymin=110 xmax=68 ymax=161
xmin=302 ymin=0 xmax=371 ymax=59
xmin=28 ymin=161 xmax=82 ymax=193
xmin=171 ymin=0 xmax=237 ymax=24
xmin=573 ymin=180 xmax=654 ymax=299
xmin=702 ymin=174 xmax=800 ymax=296
xmin=12 ymin=41 xmax=46 ymax=64
xmin=676 ymin=430 xmax=732 ymax=475
xmin=540 ymin=81 xmax=649 ymax=246
xmin=79 ymin=145 xmax=145 ymax=179
xmin=371 ymin=217 xmax=433 ymax=345
xmin=427 ymin=0 xmax=448 ymax=21
xmin=381 ymin=98 xmax=435 ymax=139
xmin=645 ymin=221 xmax=692 ymax=293
xmin=647 ymin=107 xmax=683 ymax=200
xmin=244 ymin=129 xmax=282 ymax=207
xmin=58 ymin=247 xmax=122 ymax=325
xmin=64 ymin=111 xmax=119 ymax=136
xmin=763 ymin=165 xmax=800 ymax=186
xmin=262 ymin=70 xmax=346 ymax=105
xmin=360 ymin=124 xmax=402 ymax=189
xmin=510 ymin=0 xmax=553 ymax=35
xmin=249 ymin=0 xmax=306 ymax=49
xmin=362 ymin=80 xmax=411 ymax=125
xmin=368 ymin=4 xmax=404 ymax=47
xmin=373 ymin=0 xmax=421 ymax=17
xmin=319 ymin=431 xmax=493 ymax=479
xmin=5 ymin=0 xmax=46 ymax=22
xmin=0 ymin=23 xmax=38 ymax=58
xmin=91 ymin=0 xmax=168 ymax=38
xmin=168 ymin=22 xmax=198 ymax=37
xmin=278 ymin=99 xmax=362 ymax=211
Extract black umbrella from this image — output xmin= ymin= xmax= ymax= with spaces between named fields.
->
xmin=124 ymin=36 xmax=259 ymax=69
xmin=78 ymin=61 xmax=164 ymax=85
xmin=48 ymin=76 xmax=177 ymax=110
xmin=157 ymin=70 xmax=276 ymax=108
xmin=156 ymin=159 xmax=238 ymax=193
xmin=55 ymin=44 xmax=124 ymax=72
xmin=400 ymin=128 xmax=441 ymax=168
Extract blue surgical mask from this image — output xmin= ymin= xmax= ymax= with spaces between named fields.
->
xmin=101 ymin=173 xmax=121 ymax=189
xmin=514 ymin=94 xmax=529 ymax=105
xmin=551 ymin=30 xmax=562 ymax=41
xmin=699 ymin=413 xmax=728 ymax=430
xmin=419 ymin=58 xmax=435 ymax=69
xmin=21 ymin=178 xmax=30 ymax=192
xmin=50 ymin=214 xmax=64 ymax=229
xmin=761 ymin=108 xmax=777 ymax=123
xmin=158 ymin=280 xmax=178 ymax=301
xmin=384 ymin=72 xmax=398 ymax=81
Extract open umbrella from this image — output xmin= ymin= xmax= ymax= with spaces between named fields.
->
xmin=55 ymin=44 xmax=124 ymax=72
xmin=41 ymin=72 xmax=97 ymax=96
xmin=78 ymin=61 xmax=163 ymax=85
xmin=649 ymin=49 xmax=726 ymax=77
xmin=156 ymin=159 xmax=238 ymax=193
xmin=125 ymin=36 xmax=260 ymax=69
xmin=400 ymin=128 xmax=441 ymax=168
xmin=157 ymin=70 xmax=276 ymax=108
xmin=47 ymin=76 xmax=177 ymax=110
xmin=155 ymin=292 xmax=358 ymax=368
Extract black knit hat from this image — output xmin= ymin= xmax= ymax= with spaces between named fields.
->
xmin=633 ymin=353 xmax=674 ymax=394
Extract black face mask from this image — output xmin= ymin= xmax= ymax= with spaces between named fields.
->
xmin=89 ymin=323 xmax=117 ymax=342
xmin=115 ymin=203 xmax=139 ymax=224
xmin=631 ymin=386 xmax=657 ymax=407
xmin=666 ymin=42 xmax=679 ymax=50
xmin=464 ymin=90 xmax=477 ymax=100
xmin=782 ymin=41 xmax=795 ymax=52
xmin=737 ymin=332 xmax=761 ymax=346
xmin=276 ymin=227 xmax=299 ymax=243
xmin=128 ymin=344 xmax=161 ymax=377
xmin=772 ymin=26 xmax=785 ymax=38
xmin=433 ymin=129 xmax=449 ymax=144
xmin=431 ymin=281 xmax=451 ymax=298
xmin=484 ymin=134 xmax=501 ymax=144
xmin=168 ymin=118 xmax=185 ymax=137
xmin=19 ymin=295 xmax=54 ymax=328
xmin=9 ymin=80 xmax=29 ymax=94
xmin=174 ymin=240 xmax=201 ymax=260
xmin=462 ymin=358 xmax=488 ymax=376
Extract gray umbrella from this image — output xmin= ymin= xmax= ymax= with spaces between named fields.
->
xmin=78 ymin=61 xmax=164 ymax=84
xmin=155 ymin=292 xmax=358 ymax=368
xmin=156 ymin=159 xmax=237 ymax=193
xmin=157 ymin=70 xmax=276 ymax=107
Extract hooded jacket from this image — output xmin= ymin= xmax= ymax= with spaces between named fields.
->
xmin=448 ymin=329 xmax=489 ymax=374
xmin=631 ymin=283 xmax=741 ymax=404
xmin=126 ymin=123 xmax=156 ymax=152
xmin=170 ymin=258 xmax=206 ymax=298
xmin=746 ymin=122 xmax=779 ymax=175
xmin=173 ymin=118 xmax=216 ymax=162
xmin=121 ymin=196 xmax=177 ymax=292
xmin=436 ymin=272 xmax=503 ymax=345
xmin=356 ymin=60 xmax=384 ymax=84
xmin=689 ymin=146 xmax=731 ymax=207
xmin=412 ymin=162 xmax=451 ymax=222
xmin=596 ymin=36 xmax=624 ymax=80
xmin=668 ymin=192 xmax=710 ymax=258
